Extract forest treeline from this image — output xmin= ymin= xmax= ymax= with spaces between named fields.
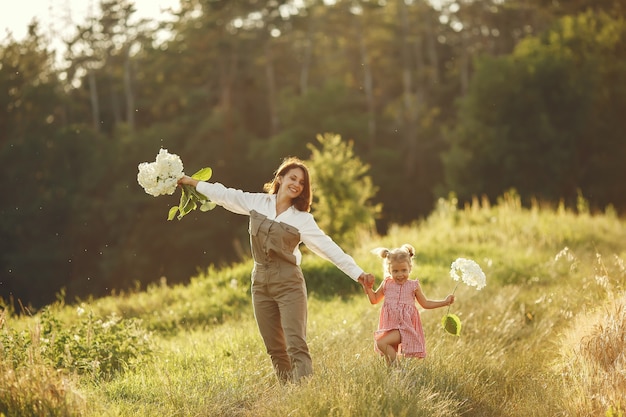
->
xmin=1 ymin=0 xmax=625 ymax=308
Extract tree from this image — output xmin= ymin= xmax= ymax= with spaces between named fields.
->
xmin=306 ymin=133 xmax=381 ymax=246
xmin=64 ymin=0 xmax=149 ymax=133
xmin=443 ymin=11 xmax=626 ymax=211
xmin=0 ymin=25 xmax=72 ymax=308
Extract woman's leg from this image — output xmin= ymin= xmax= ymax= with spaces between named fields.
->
xmin=252 ymin=282 xmax=292 ymax=382
xmin=277 ymin=279 xmax=312 ymax=382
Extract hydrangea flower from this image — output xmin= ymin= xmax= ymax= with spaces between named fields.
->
xmin=137 ymin=148 xmax=184 ymax=196
xmin=443 ymin=257 xmax=487 ymax=336
xmin=137 ymin=148 xmax=216 ymax=220
xmin=450 ymin=257 xmax=487 ymax=290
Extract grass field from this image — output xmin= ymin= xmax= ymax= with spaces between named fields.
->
xmin=2 ymin=193 xmax=625 ymax=416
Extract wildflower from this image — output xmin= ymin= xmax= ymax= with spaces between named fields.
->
xmin=554 ymin=246 xmax=574 ymax=262
xmin=102 ymin=319 xmax=117 ymax=330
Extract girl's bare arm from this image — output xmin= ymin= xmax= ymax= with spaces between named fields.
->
xmin=415 ymin=282 xmax=454 ymax=309
xmin=364 ymin=282 xmax=384 ymax=305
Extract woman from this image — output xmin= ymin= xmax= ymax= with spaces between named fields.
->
xmin=178 ymin=157 xmax=374 ymax=383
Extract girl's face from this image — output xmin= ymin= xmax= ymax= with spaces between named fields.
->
xmin=388 ymin=260 xmax=411 ymax=284
xmin=278 ymin=167 xmax=305 ymax=200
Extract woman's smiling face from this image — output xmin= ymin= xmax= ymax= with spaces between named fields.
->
xmin=279 ymin=167 xmax=305 ymax=199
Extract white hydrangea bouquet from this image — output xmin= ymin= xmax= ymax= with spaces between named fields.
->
xmin=137 ymin=148 xmax=216 ymax=220
xmin=442 ymin=257 xmax=487 ymax=336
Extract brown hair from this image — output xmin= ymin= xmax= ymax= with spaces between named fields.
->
xmin=263 ymin=157 xmax=312 ymax=212
xmin=371 ymin=244 xmax=415 ymax=276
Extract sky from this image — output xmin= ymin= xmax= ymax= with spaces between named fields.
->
xmin=1 ymin=0 xmax=180 ymax=42
xmin=2 ymin=0 xmax=451 ymax=42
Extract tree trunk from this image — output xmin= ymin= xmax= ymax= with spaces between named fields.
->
xmin=110 ymin=75 xmax=122 ymax=127
xmin=460 ymin=32 xmax=470 ymax=95
xmin=398 ymin=0 xmax=418 ymax=177
xmin=299 ymin=12 xmax=315 ymax=96
xmin=88 ymin=70 xmax=100 ymax=133
xmin=425 ymin=18 xmax=440 ymax=85
xmin=124 ymin=45 xmax=135 ymax=130
xmin=265 ymin=41 xmax=279 ymax=136
xmin=218 ymin=41 xmax=235 ymax=153
xmin=356 ymin=10 xmax=376 ymax=150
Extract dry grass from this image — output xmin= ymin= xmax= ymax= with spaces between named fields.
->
xmin=558 ymin=296 xmax=626 ymax=416
xmin=0 ymin=363 xmax=86 ymax=417
xmin=2 ymin=194 xmax=626 ymax=416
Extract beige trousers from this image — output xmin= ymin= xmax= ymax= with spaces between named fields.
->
xmin=252 ymin=262 xmax=312 ymax=382
xmin=249 ymin=210 xmax=312 ymax=382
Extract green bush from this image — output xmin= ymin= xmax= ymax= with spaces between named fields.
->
xmin=1 ymin=307 xmax=151 ymax=379
xmin=301 ymin=255 xmax=364 ymax=299
xmin=86 ymin=261 xmax=255 ymax=335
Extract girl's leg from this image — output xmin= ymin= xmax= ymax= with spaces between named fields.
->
xmin=376 ymin=330 xmax=401 ymax=366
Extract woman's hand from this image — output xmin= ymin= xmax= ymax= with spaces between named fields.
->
xmin=358 ymin=272 xmax=375 ymax=289
xmin=178 ymin=175 xmax=199 ymax=187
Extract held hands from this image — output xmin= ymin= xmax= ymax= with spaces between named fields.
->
xmin=358 ymin=272 xmax=375 ymax=290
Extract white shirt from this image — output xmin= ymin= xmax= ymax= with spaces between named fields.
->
xmin=196 ymin=181 xmax=364 ymax=281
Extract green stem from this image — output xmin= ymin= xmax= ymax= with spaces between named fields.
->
xmin=446 ymin=282 xmax=460 ymax=315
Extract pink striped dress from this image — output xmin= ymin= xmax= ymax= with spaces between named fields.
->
xmin=374 ymin=277 xmax=426 ymax=358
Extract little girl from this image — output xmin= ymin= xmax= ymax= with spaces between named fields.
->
xmin=363 ymin=244 xmax=455 ymax=365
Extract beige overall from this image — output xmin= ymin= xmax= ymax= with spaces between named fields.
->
xmin=249 ymin=210 xmax=312 ymax=382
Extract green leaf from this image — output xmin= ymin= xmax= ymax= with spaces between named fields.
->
xmin=191 ymin=167 xmax=212 ymax=181
xmin=200 ymin=201 xmax=217 ymax=212
xmin=167 ymin=206 xmax=179 ymax=221
xmin=179 ymin=193 xmax=197 ymax=218
xmin=442 ymin=313 xmax=462 ymax=336
xmin=179 ymin=185 xmax=192 ymax=208
xmin=166 ymin=178 xmax=216 ymax=221
xmin=188 ymin=187 xmax=208 ymax=202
